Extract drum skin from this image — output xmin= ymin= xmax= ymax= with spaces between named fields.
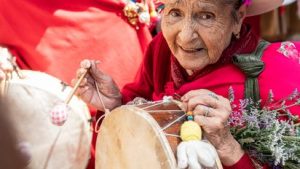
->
xmin=3 ymin=70 xmax=92 ymax=169
xmin=96 ymin=102 xmax=185 ymax=169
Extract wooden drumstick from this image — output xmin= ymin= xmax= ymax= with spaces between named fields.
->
xmin=65 ymin=69 xmax=88 ymax=104
xmin=49 ymin=69 xmax=88 ymax=127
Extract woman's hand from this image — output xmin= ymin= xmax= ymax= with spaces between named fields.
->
xmin=72 ymin=60 xmax=122 ymax=111
xmin=181 ymin=89 xmax=244 ymax=166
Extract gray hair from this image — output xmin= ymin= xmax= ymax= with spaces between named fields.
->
xmin=224 ymin=0 xmax=244 ymax=23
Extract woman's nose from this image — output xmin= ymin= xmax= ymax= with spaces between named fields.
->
xmin=177 ymin=22 xmax=198 ymax=44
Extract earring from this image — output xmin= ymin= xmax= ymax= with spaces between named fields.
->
xmin=234 ymin=32 xmax=240 ymax=39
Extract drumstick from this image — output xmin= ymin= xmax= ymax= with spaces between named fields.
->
xmin=65 ymin=69 xmax=88 ymax=104
xmin=49 ymin=69 xmax=88 ymax=126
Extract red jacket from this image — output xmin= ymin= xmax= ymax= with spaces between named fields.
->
xmin=122 ymin=32 xmax=300 ymax=168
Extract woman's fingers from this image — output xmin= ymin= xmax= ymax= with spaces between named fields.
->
xmin=182 ymin=89 xmax=230 ymax=108
xmin=181 ymin=89 xmax=232 ymax=119
xmin=76 ymin=68 xmax=88 ymax=79
xmin=79 ymin=59 xmax=105 ymax=80
xmin=76 ymin=86 xmax=89 ymax=97
xmin=80 ymin=59 xmax=92 ymax=69
xmin=182 ymin=89 xmax=219 ymax=101
xmin=182 ymin=90 xmax=221 ymax=110
xmin=85 ymin=60 xmax=110 ymax=83
xmin=194 ymin=115 xmax=226 ymax=128
xmin=75 ymin=60 xmax=106 ymax=89
xmin=193 ymin=105 xmax=230 ymax=124
xmin=187 ymin=95 xmax=219 ymax=111
xmin=181 ymin=89 xmax=232 ymax=127
xmin=193 ymin=105 xmax=217 ymax=117
xmin=181 ymin=89 xmax=238 ymax=161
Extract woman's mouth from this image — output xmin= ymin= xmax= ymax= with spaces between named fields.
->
xmin=179 ymin=46 xmax=203 ymax=53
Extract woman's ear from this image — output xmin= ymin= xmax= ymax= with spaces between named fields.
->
xmin=233 ymin=4 xmax=247 ymax=35
xmin=238 ymin=4 xmax=247 ymax=22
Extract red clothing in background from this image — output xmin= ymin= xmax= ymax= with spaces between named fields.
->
xmin=0 ymin=0 xmax=152 ymax=88
xmin=244 ymin=16 xmax=260 ymax=37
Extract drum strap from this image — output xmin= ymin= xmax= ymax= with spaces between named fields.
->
xmin=233 ymin=40 xmax=270 ymax=104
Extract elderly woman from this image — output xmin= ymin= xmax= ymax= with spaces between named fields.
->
xmin=74 ymin=0 xmax=300 ymax=168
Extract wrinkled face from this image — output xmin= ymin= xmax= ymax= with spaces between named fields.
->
xmin=161 ymin=0 xmax=244 ymax=75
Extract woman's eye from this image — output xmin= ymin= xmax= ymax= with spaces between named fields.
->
xmin=198 ymin=13 xmax=214 ymax=20
xmin=169 ymin=9 xmax=181 ymax=17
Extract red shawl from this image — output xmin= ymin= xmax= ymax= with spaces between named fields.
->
xmin=171 ymin=25 xmax=259 ymax=88
xmin=122 ymin=24 xmax=259 ymax=102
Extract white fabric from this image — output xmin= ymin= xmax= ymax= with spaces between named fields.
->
xmin=282 ymin=0 xmax=296 ymax=6
xmin=177 ymin=140 xmax=218 ymax=169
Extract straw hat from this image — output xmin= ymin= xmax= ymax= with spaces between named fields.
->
xmin=246 ymin=0 xmax=284 ymax=16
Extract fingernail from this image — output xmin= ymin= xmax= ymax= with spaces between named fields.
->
xmin=81 ymin=60 xmax=91 ymax=68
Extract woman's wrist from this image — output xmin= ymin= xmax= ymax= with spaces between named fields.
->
xmin=216 ymin=135 xmax=244 ymax=166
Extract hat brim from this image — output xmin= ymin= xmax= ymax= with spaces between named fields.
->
xmin=246 ymin=0 xmax=284 ymax=16
xmin=282 ymin=0 xmax=296 ymax=6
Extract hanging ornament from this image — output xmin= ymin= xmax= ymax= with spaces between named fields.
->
xmin=177 ymin=111 xmax=223 ymax=169
xmin=180 ymin=111 xmax=202 ymax=141
xmin=138 ymin=11 xmax=150 ymax=24
xmin=49 ymin=103 xmax=71 ymax=126
xmin=123 ymin=0 xmax=159 ymax=29
xmin=123 ymin=2 xmax=140 ymax=27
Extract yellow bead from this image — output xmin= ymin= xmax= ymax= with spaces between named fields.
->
xmin=180 ymin=121 xmax=202 ymax=141
xmin=186 ymin=111 xmax=193 ymax=116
